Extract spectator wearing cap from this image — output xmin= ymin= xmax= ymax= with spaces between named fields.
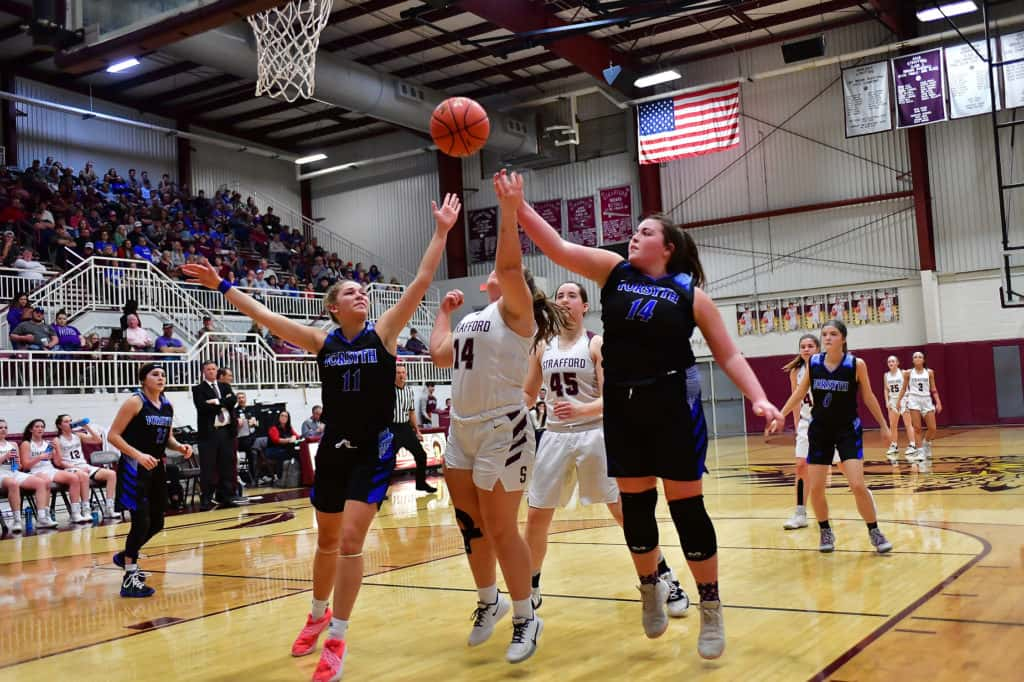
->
xmin=10 ymin=306 xmax=58 ymax=350
xmin=404 ymin=328 xmax=429 ymax=355
xmin=14 ymin=247 xmax=47 ymax=280
xmin=155 ymin=322 xmax=186 ymax=354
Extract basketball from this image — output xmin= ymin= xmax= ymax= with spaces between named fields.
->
xmin=430 ymin=97 xmax=490 ymax=158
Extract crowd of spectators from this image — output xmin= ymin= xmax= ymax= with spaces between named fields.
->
xmin=0 ymin=156 xmax=399 ymax=294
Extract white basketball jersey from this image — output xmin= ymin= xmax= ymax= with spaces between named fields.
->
xmin=59 ymin=433 xmax=86 ymax=465
xmin=797 ymin=364 xmax=813 ymax=421
xmin=451 ymin=302 xmax=533 ymax=419
xmin=885 ymin=371 xmax=904 ymax=401
xmin=907 ymin=368 xmax=930 ymax=397
xmin=0 ymin=441 xmax=16 ymax=472
xmin=542 ymin=332 xmax=601 ymax=432
xmin=28 ymin=440 xmax=55 ymax=473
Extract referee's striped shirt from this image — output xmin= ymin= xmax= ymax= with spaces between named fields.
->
xmin=393 ymin=384 xmax=416 ymax=423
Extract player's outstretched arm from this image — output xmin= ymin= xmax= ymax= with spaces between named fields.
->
xmin=430 ymin=289 xmax=463 ymax=368
xmin=183 ymin=259 xmax=326 ymax=355
xmin=517 ymin=196 xmax=620 ymax=287
xmin=376 ymin=194 xmax=460 ymax=352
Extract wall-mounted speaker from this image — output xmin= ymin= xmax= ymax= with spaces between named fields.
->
xmin=781 ymin=36 xmax=826 ymax=64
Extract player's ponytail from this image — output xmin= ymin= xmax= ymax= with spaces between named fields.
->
xmin=648 ymin=214 xmax=705 ymax=288
xmin=525 ymin=269 xmax=569 ymax=349
xmin=781 ymin=334 xmax=820 ymax=372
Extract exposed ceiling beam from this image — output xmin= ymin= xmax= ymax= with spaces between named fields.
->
xmin=321 ymin=6 xmax=464 ymax=53
xmin=865 ymin=0 xmax=905 ymax=36
xmin=177 ymin=83 xmax=257 ymax=115
xmin=0 ymin=21 xmax=24 ymax=42
xmin=296 ymin=125 xmax=396 ymax=150
xmin=608 ymin=0 xmax=792 ymax=46
xmin=459 ymin=0 xmax=643 ymax=98
xmin=227 ymin=99 xmax=328 ymax=123
xmin=273 ymin=118 xmax=385 ymax=146
xmin=53 ymin=0 xmax=287 ymax=74
xmin=326 ymin=0 xmax=408 ymax=26
xmin=427 ymin=51 xmax=562 ymax=92
xmin=154 ymin=74 xmax=237 ymax=104
xmin=667 ymin=13 xmax=873 ymax=67
xmin=467 ymin=65 xmax=578 ymax=100
xmin=12 ymin=65 xmax=296 ymax=153
xmin=632 ymin=0 xmax=864 ymax=58
xmin=112 ymin=61 xmax=200 ymax=91
xmin=246 ymin=110 xmax=365 ymax=135
xmin=356 ymin=18 xmax=497 ymax=67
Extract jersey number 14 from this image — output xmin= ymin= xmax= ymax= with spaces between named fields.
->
xmin=626 ymin=298 xmax=657 ymax=322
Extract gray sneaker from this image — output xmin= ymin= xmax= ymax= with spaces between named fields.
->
xmin=819 ymin=527 xmax=835 ymax=553
xmin=506 ymin=615 xmax=543 ymax=664
xmin=697 ymin=600 xmax=725 ymax=659
xmin=637 ymin=579 xmax=669 ymax=638
xmin=468 ymin=595 xmax=511 ymax=647
xmin=869 ymin=527 xmax=893 ymax=553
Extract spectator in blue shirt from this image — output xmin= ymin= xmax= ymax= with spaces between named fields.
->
xmin=154 ymin=322 xmax=186 ymax=355
xmin=53 ymin=309 xmax=84 ymax=351
xmin=133 ymin=235 xmax=154 ymax=262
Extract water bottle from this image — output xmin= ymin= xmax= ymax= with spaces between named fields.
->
xmin=72 ymin=418 xmax=91 ymax=428
xmin=91 ymin=502 xmax=100 ymax=526
xmin=23 ymin=508 xmax=33 ymax=534
xmin=9 ymin=453 xmax=17 ymax=473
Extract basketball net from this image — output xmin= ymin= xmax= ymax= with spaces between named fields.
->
xmin=247 ymin=0 xmax=333 ymax=103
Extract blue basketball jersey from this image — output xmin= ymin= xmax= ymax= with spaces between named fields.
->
xmin=809 ymin=352 xmax=859 ymax=427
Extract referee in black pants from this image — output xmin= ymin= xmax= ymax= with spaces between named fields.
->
xmin=391 ymin=364 xmax=436 ymax=493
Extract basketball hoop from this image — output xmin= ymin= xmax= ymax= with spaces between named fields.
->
xmin=247 ymin=0 xmax=333 ymax=103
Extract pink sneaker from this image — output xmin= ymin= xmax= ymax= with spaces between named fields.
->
xmin=312 ymin=638 xmax=346 ymax=682
xmin=292 ymin=608 xmax=332 ymax=657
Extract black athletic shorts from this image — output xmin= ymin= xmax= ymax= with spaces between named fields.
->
xmin=115 ymin=457 xmax=167 ymax=516
xmin=807 ymin=418 xmax=863 ymax=465
xmin=603 ymin=367 xmax=708 ymax=481
xmin=310 ymin=428 xmax=396 ymax=513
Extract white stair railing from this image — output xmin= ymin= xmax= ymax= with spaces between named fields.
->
xmin=28 ymin=257 xmax=224 ymax=340
xmin=0 ymin=332 xmax=450 ymax=397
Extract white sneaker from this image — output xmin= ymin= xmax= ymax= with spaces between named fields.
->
xmin=36 ymin=510 xmax=58 ymax=529
xmin=783 ymin=508 xmax=808 ymax=530
xmin=468 ymin=595 xmax=511 ymax=647
xmin=904 ymin=445 xmax=918 ymax=461
xmin=71 ymin=505 xmax=90 ymax=524
xmin=11 ymin=515 xmax=23 ymax=533
xmin=506 ymin=615 xmax=543 ymax=664
xmin=921 ymin=441 xmax=932 ymax=458
xmin=660 ymin=569 xmax=690 ymax=617
xmin=530 ymin=586 xmax=542 ymax=610
xmin=697 ymin=600 xmax=726 ymax=659
xmin=638 ymin=579 xmax=670 ymax=638
xmin=886 ymin=442 xmax=898 ymax=456
xmin=104 ymin=502 xmax=117 ymax=519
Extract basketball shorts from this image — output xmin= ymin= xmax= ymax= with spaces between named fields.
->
xmin=796 ymin=419 xmax=841 ymax=464
xmin=904 ymin=394 xmax=935 ymax=415
xmin=603 ymin=368 xmax=708 ymax=482
xmin=886 ymin=396 xmax=907 ymax=414
xmin=0 ymin=469 xmax=34 ymax=486
xmin=65 ymin=463 xmax=101 ymax=478
xmin=807 ymin=419 xmax=862 ymax=465
xmin=445 ymin=408 xmax=535 ymax=492
xmin=528 ymin=426 xmax=618 ymax=509
xmin=311 ymin=428 xmax=395 ymax=513
xmin=29 ymin=467 xmax=59 ymax=482
xmin=115 ymin=458 xmax=167 ymax=515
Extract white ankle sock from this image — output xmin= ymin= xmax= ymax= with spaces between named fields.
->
xmin=512 ymin=598 xmax=533 ymax=620
xmin=477 ymin=584 xmax=498 ymax=605
xmin=311 ymin=598 xmax=329 ymax=620
xmin=328 ymin=617 xmax=348 ymax=640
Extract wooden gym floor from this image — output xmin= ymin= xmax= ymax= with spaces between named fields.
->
xmin=1 ymin=426 xmax=1022 ymax=681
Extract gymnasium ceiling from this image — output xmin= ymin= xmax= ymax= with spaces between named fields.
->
xmin=0 ymin=0 xmax=905 ymax=155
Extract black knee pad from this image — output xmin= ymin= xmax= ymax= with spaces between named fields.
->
xmin=669 ymin=495 xmax=717 ymax=561
xmin=454 ymin=508 xmax=483 ymax=555
xmin=620 ymin=489 xmax=659 ymax=554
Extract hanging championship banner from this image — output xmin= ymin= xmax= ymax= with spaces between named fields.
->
xmin=803 ymin=295 xmax=825 ymax=330
xmin=1002 ymin=31 xmax=1024 ymax=109
xmin=736 ymin=301 xmax=758 ymax=337
xmin=759 ymin=299 xmax=781 ymax=335
xmin=566 ymin=196 xmax=598 ymax=246
xmin=781 ymin=297 xmax=803 ymax=333
xmin=467 ymin=207 xmax=498 ymax=264
xmin=946 ymin=39 xmax=1001 ymax=119
xmin=533 ymin=199 xmax=563 ymax=236
xmin=893 ymin=48 xmax=948 ymax=128
xmin=600 ymin=185 xmax=634 ymax=244
xmin=850 ymin=290 xmax=876 ymax=326
xmin=875 ymin=287 xmax=900 ymax=323
xmin=842 ymin=61 xmax=893 ymax=137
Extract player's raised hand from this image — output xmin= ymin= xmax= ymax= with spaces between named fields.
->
xmin=432 ymin=193 xmax=462 ymax=234
xmin=182 ymin=258 xmax=221 ymax=290
xmin=440 ymin=289 xmax=464 ymax=314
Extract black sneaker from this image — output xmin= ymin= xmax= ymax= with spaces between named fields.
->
xmin=416 ymin=482 xmax=438 ymax=493
xmin=121 ymin=570 xmax=155 ymax=598
xmin=112 ymin=552 xmax=148 ymax=578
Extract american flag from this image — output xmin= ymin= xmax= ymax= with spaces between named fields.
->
xmin=637 ymin=82 xmax=741 ymax=164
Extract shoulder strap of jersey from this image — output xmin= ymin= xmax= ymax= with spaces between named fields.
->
xmin=672 ymin=272 xmax=694 ymax=294
xmin=585 ymin=330 xmax=596 ymax=341
xmin=810 ymin=353 xmax=823 ymax=367
xmin=843 ymin=352 xmax=855 ymax=369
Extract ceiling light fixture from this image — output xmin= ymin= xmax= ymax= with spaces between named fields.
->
xmin=916 ymin=1 xmax=978 ymax=22
xmin=633 ymin=69 xmax=681 ymax=89
xmin=294 ymin=153 xmax=327 ymax=165
xmin=106 ymin=57 xmax=140 ymax=73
